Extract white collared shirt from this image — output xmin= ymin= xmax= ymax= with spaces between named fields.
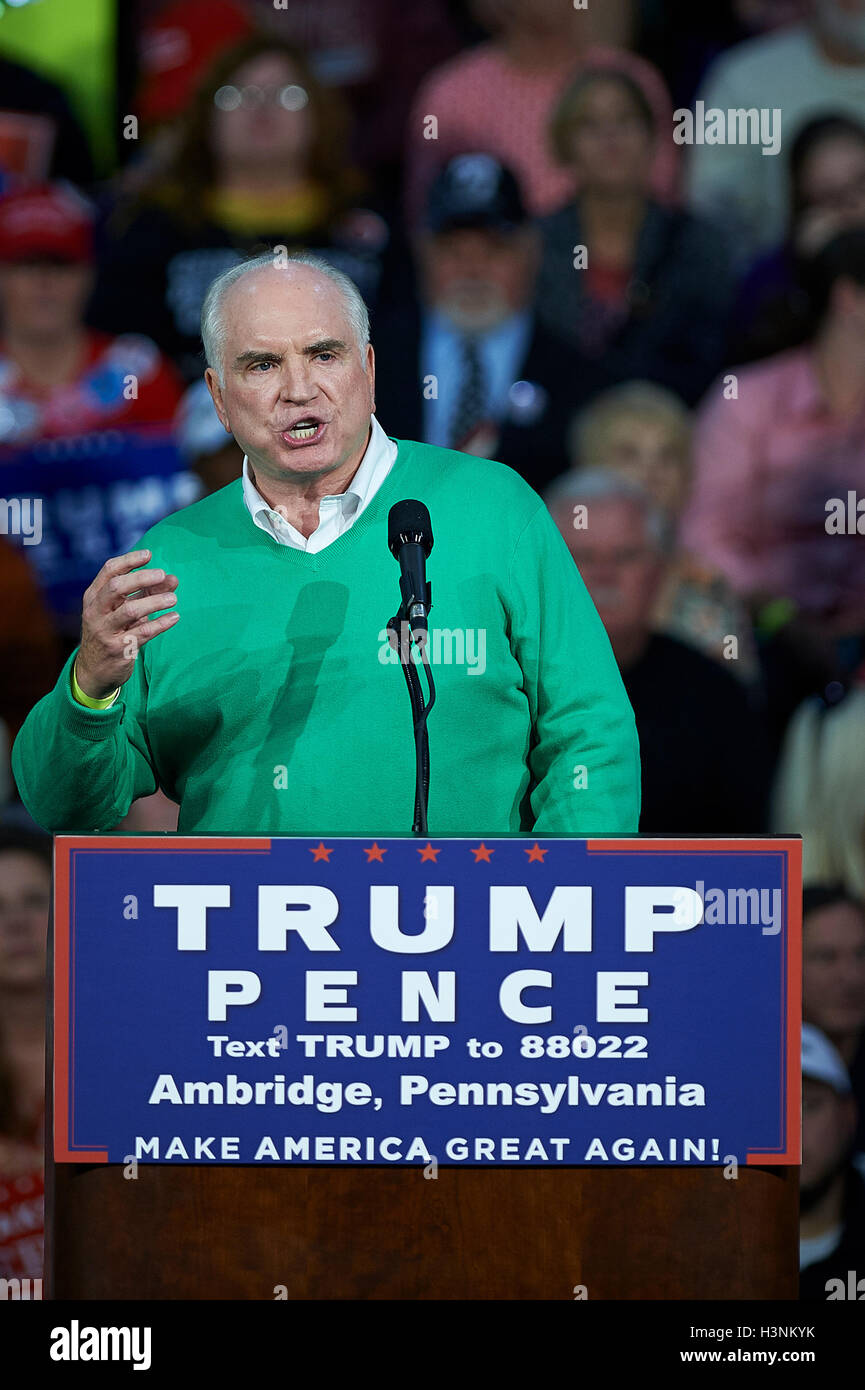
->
xmin=241 ymin=415 xmax=397 ymax=553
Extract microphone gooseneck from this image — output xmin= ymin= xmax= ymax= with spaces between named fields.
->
xmin=387 ymin=501 xmax=436 ymax=834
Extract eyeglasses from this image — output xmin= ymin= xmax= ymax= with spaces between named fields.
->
xmin=213 ymin=84 xmax=309 ymax=113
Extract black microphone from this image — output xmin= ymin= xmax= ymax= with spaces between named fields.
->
xmin=388 ymin=500 xmax=433 ymax=635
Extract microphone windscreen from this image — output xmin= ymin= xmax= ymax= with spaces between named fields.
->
xmin=388 ymin=500 xmax=434 ymax=558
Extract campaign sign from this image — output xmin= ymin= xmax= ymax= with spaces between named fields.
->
xmin=0 ymin=426 xmax=200 ymax=628
xmin=53 ymin=835 xmax=801 ymax=1168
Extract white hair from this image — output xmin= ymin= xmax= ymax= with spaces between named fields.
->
xmin=200 ymin=251 xmax=370 ymax=385
xmin=772 ymin=689 xmax=865 ymax=897
xmin=543 ymin=466 xmax=677 ymax=554
xmin=568 ymin=378 xmax=692 ymax=471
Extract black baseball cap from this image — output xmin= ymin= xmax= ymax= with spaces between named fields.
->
xmin=425 ymin=153 xmax=527 ymax=235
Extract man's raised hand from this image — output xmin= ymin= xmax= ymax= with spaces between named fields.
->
xmin=75 ymin=549 xmax=179 ymax=699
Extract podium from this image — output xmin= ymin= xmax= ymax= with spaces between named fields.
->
xmin=47 ymin=833 xmax=802 ymax=1300
xmin=49 ymin=1161 xmax=798 ymax=1299
xmin=49 ymin=1162 xmax=797 ymax=1300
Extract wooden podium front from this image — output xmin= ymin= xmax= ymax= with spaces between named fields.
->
xmin=48 ymin=1161 xmax=797 ymax=1299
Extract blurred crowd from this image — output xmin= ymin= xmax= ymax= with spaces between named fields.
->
xmin=1 ymin=0 xmax=865 ymax=1296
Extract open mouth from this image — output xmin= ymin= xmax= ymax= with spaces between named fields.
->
xmin=281 ymin=418 xmax=326 ymax=446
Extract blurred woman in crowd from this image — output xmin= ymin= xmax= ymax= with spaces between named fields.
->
xmin=683 ymin=229 xmax=865 ymax=751
xmin=404 ymin=0 xmax=677 ymax=227
xmin=732 ymin=113 xmax=865 ymax=360
xmin=772 ymin=686 xmax=865 ymax=897
xmin=0 ymin=184 xmax=183 ymax=445
xmin=0 ymin=827 xmax=51 ymax=1281
xmin=90 ymin=36 xmax=392 ymax=379
xmin=0 ymin=182 xmax=188 ymax=647
xmin=135 ymin=0 xmax=464 ymax=199
xmin=569 ymin=381 xmax=758 ymax=682
xmin=535 ymin=69 xmax=734 ymax=406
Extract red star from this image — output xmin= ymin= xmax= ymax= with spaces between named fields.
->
xmin=364 ymin=842 xmax=387 ymax=862
xmin=309 ymin=842 xmax=333 ymax=862
xmin=417 ymin=842 xmax=440 ymax=862
xmin=525 ymin=843 xmax=547 ymax=863
xmin=471 ymin=843 xmax=494 ymax=862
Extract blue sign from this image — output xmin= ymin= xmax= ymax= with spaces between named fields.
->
xmin=0 ymin=426 xmax=200 ymax=626
xmin=54 ymin=835 xmax=801 ymax=1168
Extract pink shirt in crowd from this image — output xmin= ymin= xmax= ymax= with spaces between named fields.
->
xmin=404 ymin=43 xmax=679 ymax=224
xmin=682 ymin=347 xmax=865 ymax=621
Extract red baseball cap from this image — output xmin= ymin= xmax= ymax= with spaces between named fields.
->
xmin=138 ymin=0 xmax=254 ymax=124
xmin=0 ymin=184 xmax=94 ymax=263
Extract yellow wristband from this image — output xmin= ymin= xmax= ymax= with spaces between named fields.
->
xmin=71 ymin=661 xmax=121 ymax=710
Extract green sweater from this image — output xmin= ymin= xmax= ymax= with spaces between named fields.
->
xmin=12 ymin=439 xmax=641 ymax=836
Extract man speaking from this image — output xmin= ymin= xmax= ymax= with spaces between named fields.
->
xmin=12 ymin=253 xmax=640 ymax=836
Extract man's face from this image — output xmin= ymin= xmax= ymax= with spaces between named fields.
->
xmin=804 ymin=902 xmax=865 ymax=1037
xmin=553 ymin=497 xmax=665 ymax=655
xmin=0 ymin=259 xmax=92 ymax=340
xmin=421 ymin=226 xmax=537 ymax=332
xmin=205 ymin=265 xmax=376 ymax=486
xmin=801 ymin=1078 xmax=855 ymax=1192
xmin=0 ymin=851 xmax=50 ymax=990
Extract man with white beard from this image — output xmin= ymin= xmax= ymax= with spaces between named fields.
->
xmin=374 ymin=152 xmax=606 ymax=495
